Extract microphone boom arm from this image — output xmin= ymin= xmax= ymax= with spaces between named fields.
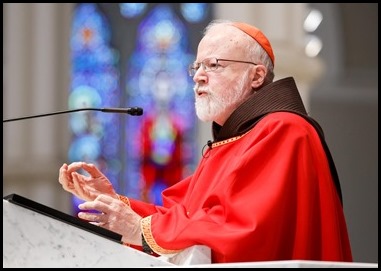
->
xmin=3 ymin=107 xmax=143 ymax=123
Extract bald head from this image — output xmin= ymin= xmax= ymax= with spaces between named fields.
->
xmin=201 ymin=20 xmax=275 ymax=83
xmin=199 ymin=24 xmax=252 ymax=61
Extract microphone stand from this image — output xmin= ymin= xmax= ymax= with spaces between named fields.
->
xmin=3 ymin=107 xmax=143 ymax=123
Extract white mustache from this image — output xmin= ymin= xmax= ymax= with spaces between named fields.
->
xmin=193 ymin=84 xmax=210 ymax=95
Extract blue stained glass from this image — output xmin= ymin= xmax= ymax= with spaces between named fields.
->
xmin=181 ymin=3 xmax=208 ymax=23
xmin=124 ymin=4 xmax=197 ymax=204
xmin=68 ymin=135 xmax=101 ymax=162
xmin=119 ymin=3 xmax=147 ymax=18
xmin=69 ymin=3 xmax=210 ymax=209
xmin=71 ymin=4 xmax=111 ymax=50
xmin=69 ymin=3 xmax=121 ymax=213
xmin=69 ymin=85 xmax=102 ymax=109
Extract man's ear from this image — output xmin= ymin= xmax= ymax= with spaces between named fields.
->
xmin=251 ymin=65 xmax=267 ymax=89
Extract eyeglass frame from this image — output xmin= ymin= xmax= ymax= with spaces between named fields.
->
xmin=188 ymin=57 xmax=257 ymax=77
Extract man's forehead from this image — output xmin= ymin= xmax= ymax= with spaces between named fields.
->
xmin=198 ymin=29 xmax=247 ymax=58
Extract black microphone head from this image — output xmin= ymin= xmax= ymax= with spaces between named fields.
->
xmin=131 ymin=107 xmax=143 ymax=116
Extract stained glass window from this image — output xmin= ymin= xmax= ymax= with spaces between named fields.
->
xmin=70 ymin=3 xmax=211 ymax=211
xmin=124 ymin=4 xmax=197 ymax=204
xmin=70 ymin=3 xmax=121 ymax=213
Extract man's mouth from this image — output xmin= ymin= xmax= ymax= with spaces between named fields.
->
xmin=195 ymin=87 xmax=208 ymax=97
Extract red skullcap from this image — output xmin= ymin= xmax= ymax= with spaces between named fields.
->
xmin=232 ymin=22 xmax=275 ymax=65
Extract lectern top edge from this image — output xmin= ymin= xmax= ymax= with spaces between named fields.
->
xmin=4 ymin=193 xmax=123 ymax=244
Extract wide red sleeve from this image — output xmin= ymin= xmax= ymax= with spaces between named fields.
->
xmin=124 ymin=175 xmax=193 ymax=217
xmin=141 ymin=112 xmax=352 ymax=263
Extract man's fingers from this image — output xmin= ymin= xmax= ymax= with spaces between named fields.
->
xmin=78 ymin=211 xmax=105 ymax=222
xmin=66 ymin=162 xmax=104 ymax=179
xmin=78 ymin=198 xmax=109 ymax=213
xmin=58 ymin=164 xmax=67 ymax=184
xmin=81 ymin=163 xmax=104 ymax=178
xmin=72 ymin=172 xmax=88 ymax=200
xmin=59 ymin=164 xmax=73 ymax=191
xmin=95 ymin=194 xmax=117 ymax=205
xmin=67 ymin=162 xmax=85 ymax=174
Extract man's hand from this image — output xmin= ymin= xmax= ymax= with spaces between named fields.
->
xmin=78 ymin=194 xmax=143 ymax=246
xmin=58 ymin=162 xmax=118 ymax=202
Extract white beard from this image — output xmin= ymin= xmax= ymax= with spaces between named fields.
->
xmin=194 ymin=70 xmax=251 ymax=123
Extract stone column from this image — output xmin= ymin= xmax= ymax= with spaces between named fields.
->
xmin=3 ymin=3 xmax=74 ymax=213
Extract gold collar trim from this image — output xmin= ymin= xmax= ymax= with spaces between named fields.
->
xmin=211 ymin=130 xmax=250 ymax=148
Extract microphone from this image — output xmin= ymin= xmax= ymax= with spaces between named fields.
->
xmin=100 ymin=107 xmax=143 ymax=116
xmin=207 ymin=140 xmax=213 ymax=148
xmin=3 ymin=107 xmax=144 ymax=123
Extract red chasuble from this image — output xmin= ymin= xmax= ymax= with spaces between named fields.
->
xmin=127 ymin=112 xmax=353 ymax=263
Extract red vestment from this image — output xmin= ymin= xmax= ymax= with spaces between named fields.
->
xmin=139 ymin=113 xmax=184 ymax=203
xmin=129 ymin=112 xmax=353 ymax=263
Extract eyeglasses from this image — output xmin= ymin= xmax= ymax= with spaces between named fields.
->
xmin=188 ymin=57 xmax=257 ymax=76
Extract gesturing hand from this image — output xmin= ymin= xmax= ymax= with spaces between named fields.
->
xmin=58 ymin=162 xmax=118 ymax=202
xmin=78 ymin=194 xmax=143 ymax=246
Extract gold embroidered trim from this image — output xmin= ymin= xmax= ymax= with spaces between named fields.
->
xmin=117 ymin=194 xmax=131 ymax=246
xmin=118 ymin=194 xmax=130 ymax=207
xmin=141 ymin=216 xmax=183 ymax=255
xmin=211 ymin=131 xmax=250 ymax=148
